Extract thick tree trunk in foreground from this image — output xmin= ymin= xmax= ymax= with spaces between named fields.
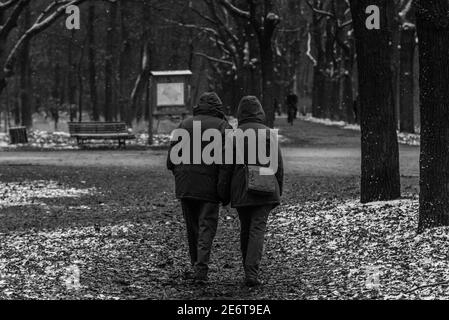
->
xmin=350 ymin=0 xmax=401 ymax=203
xmin=399 ymin=27 xmax=416 ymax=133
xmin=416 ymin=0 xmax=449 ymax=233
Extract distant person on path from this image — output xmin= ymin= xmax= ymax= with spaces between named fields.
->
xmin=230 ymin=96 xmax=284 ymax=287
xmin=274 ymin=98 xmax=282 ymax=117
xmin=286 ymin=93 xmax=298 ymax=125
xmin=353 ymin=96 xmax=359 ymax=124
xmin=167 ymin=92 xmax=233 ymax=284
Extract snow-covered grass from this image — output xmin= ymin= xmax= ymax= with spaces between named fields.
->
xmin=0 ymin=130 xmax=171 ymax=150
xmin=0 ymin=180 xmax=97 ymax=208
xmin=269 ymin=196 xmax=449 ymax=299
xmin=300 ymin=115 xmax=421 ymax=146
xmin=0 ymin=118 xmax=293 ymax=149
xmin=2 ymin=185 xmax=449 ymax=299
xmin=300 ymin=115 xmax=358 ymax=130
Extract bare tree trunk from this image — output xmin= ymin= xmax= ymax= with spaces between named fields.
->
xmin=399 ymin=1 xmax=416 ymax=134
xmin=311 ymin=11 xmax=325 ymax=118
xmin=415 ymin=0 xmax=449 ymax=232
xmin=127 ymin=40 xmax=151 ymax=126
xmin=13 ymin=74 xmax=19 ymax=125
xmin=18 ymin=6 xmax=32 ymax=128
xmin=87 ymin=3 xmax=98 ymax=121
xmin=104 ymin=1 xmax=118 ymax=122
xmin=260 ymin=37 xmax=276 ymax=127
xmin=257 ymin=1 xmax=279 ymax=128
xmin=324 ymin=18 xmax=336 ymax=120
xmin=0 ymin=0 xmax=31 ymax=101
xmin=342 ymin=55 xmax=355 ymax=123
xmin=67 ymin=30 xmax=77 ymax=122
xmin=350 ymin=0 xmax=401 ymax=203
xmin=312 ymin=65 xmax=325 ymax=118
xmin=51 ymin=64 xmax=61 ymax=130
xmin=0 ymin=10 xmax=4 ymax=131
xmin=127 ymin=0 xmax=152 ymax=126
xmin=5 ymin=85 xmax=10 ymax=131
xmin=391 ymin=18 xmax=401 ymax=129
xmin=399 ymin=27 xmax=416 ymax=133
xmin=118 ymin=0 xmax=131 ymax=122
xmin=331 ymin=78 xmax=341 ymax=120
xmin=77 ymin=37 xmax=87 ymax=122
xmin=144 ymin=78 xmax=150 ymax=121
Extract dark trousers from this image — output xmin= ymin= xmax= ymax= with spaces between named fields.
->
xmin=181 ymin=199 xmax=219 ymax=274
xmin=237 ymin=206 xmax=271 ymax=280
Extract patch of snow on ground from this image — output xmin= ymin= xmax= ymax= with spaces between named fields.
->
xmin=0 ymin=180 xmax=97 ymax=208
xmin=300 ymin=115 xmax=421 ymax=146
xmin=0 ymin=130 xmax=171 ymax=150
xmin=268 ymin=197 xmax=449 ymax=299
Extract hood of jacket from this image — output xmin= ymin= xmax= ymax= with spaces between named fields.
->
xmin=193 ymin=92 xmax=225 ymax=119
xmin=237 ymin=96 xmax=266 ymax=125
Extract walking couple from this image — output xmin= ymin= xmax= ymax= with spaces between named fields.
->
xmin=167 ymin=92 xmax=283 ymax=287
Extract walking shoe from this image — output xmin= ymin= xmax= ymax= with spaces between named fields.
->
xmin=193 ymin=270 xmax=208 ymax=285
xmin=182 ymin=270 xmax=196 ymax=280
xmin=244 ymin=278 xmax=262 ymax=288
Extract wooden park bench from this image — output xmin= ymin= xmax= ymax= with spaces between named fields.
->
xmin=68 ymin=122 xmax=135 ymax=148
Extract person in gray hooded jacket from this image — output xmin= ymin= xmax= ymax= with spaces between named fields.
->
xmin=230 ymin=96 xmax=284 ymax=287
xmin=167 ymin=92 xmax=233 ymax=283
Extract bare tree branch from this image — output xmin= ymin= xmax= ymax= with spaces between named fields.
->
xmin=194 ymin=52 xmax=234 ymax=66
xmin=306 ymin=32 xmax=317 ymax=66
xmin=306 ymin=0 xmax=335 ymax=19
xmin=4 ymin=0 xmax=87 ymax=77
xmin=218 ymin=0 xmax=250 ymax=19
xmin=0 ymin=0 xmax=30 ymax=40
xmin=0 ymin=0 xmax=18 ymax=10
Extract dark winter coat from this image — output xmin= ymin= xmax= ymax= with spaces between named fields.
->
xmin=230 ymin=96 xmax=284 ymax=208
xmin=167 ymin=92 xmax=233 ymax=204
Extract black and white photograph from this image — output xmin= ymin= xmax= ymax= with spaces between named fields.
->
xmin=0 ymin=0 xmax=448 ymax=309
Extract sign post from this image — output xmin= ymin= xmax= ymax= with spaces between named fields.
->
xmin=149 ymin=70 xmax=192 ymax=145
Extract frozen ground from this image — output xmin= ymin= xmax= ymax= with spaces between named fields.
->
xmin=0 ymin=118 xmax=442 ymax=300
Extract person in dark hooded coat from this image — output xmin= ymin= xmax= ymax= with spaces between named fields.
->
xmin=167 ymin=92 xmax=233 ymax=283
xmin=230 ymin=96 xmax=284 ymax=287
xmin=286 ymin=93 xmax=298 ymax=125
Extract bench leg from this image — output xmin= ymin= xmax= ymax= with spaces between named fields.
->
xmin=77 ymin=138 xmax=85 ymax=148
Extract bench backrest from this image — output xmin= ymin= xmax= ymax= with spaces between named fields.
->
xmin=68 ymin=122 xmax=128 ymax=134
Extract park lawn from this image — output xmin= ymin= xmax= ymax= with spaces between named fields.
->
xmin=0 ymin=164 xmax=447 ymax=300
xmin=0 ymin=120 xmax=448 ymax=300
